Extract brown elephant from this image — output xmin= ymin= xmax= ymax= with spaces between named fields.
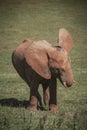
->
xmin=12 ymin=28 xmax=74 ymax=112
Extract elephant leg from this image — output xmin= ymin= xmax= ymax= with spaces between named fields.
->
xmin=49 ymin=78 xmax=58 ymax=112
xmin=28 ymin=83 xmax=39 ymax=111
xmin=42 ymin=83 xmax=50 ymax=107
xmin=37 ymin=91 xmax=43 ymax=110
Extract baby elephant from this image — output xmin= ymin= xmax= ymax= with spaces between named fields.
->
xmin=12 ymin=28 xmax=74 ymax=112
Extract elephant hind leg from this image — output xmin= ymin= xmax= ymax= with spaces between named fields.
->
xmin=42 ymin=83 xmax=50 ymax=107
xmin=37 ymin=91 xmax=43 ymax=110
xmin=27 ymin=83 xmax=39 ymax=111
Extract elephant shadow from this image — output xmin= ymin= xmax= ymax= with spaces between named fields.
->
xmin=0 ymin=98 xmax=46 ymax=110
xmin=0 ymin=98 xmax=29 ymax=108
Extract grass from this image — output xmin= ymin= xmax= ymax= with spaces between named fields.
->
xmin=0 ymin=0 xmax=87 ymax=129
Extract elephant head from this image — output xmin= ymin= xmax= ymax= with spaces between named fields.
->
xmin=24 ymin=28 xmax=74 ymax=87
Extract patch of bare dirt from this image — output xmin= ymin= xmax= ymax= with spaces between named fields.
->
xmin=0 ymin=45 xmax=10 ymax=50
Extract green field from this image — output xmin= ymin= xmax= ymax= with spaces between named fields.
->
xmin=0 ymin=0 xmax=87 ymax=130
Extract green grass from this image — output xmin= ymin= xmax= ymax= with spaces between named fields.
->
xmin=0 ymin=0 xmax=87 ymax=129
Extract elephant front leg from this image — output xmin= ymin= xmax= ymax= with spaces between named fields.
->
xmin=49 ymin=78 xmax=58 ymax=112
xmin=28 ymin=84 xmax=39 ymax=111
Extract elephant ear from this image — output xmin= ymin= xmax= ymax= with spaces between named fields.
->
xmin=59 ymin=28 xmax=73 ymax=54
xmin=24 ymin=43 xmax=51 ymax=79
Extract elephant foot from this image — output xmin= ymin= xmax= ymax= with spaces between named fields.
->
xmin=49 ymin=104 xmax=59 ymax=112
xmin=27 ymin=105 xmax=37 ymax=111
xmin=27 ymin=96 xmax=38 ymax=111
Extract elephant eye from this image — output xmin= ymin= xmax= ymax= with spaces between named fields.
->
xmin=61 ymin=68 xmax=65 ymax=72
xmin=59 ymin=68 xmax=65 ymax=75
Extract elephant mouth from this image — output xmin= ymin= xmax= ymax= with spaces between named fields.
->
xmin=63 ymin=81 xmax=73 ymax=87
xmin=59 ymin=78 xmax=72 ymax=87
xmin=58 ymin=76 xmax=73 ymax=88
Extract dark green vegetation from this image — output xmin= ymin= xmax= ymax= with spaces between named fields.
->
xmin=0 ymin=0 xmax=87 ymax=129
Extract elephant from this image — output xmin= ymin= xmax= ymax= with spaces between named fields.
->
xmin=12 ymin=28 xmax=75 ymax=112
